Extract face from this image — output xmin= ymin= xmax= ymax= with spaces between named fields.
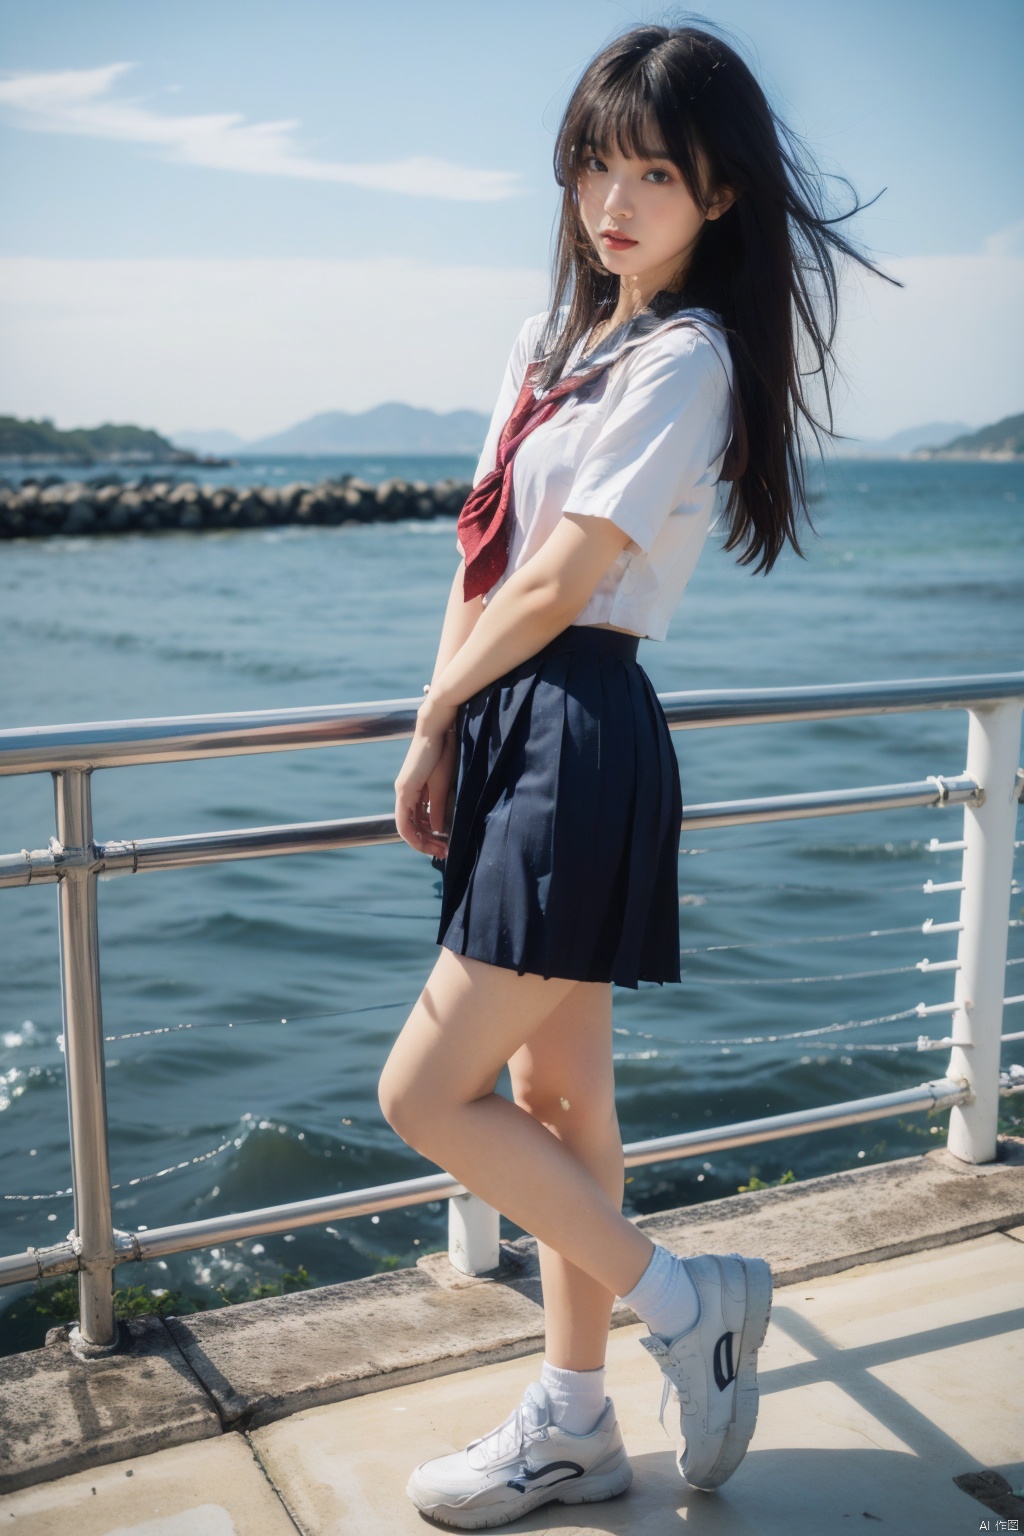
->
xmin=576 ymin=133 xmax=734 ymax=297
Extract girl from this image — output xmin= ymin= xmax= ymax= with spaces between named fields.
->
xmin=383 ymin=20 xmax=896 ymax=1529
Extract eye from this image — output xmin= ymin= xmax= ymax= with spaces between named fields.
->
xmin=644 ymin=167 xmax=673 ymax=184
xmin=582 ymin=154 xmax=607 ymax=173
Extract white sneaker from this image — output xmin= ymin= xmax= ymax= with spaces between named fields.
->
xmin=639 ymin=1251 xmax=773 ymax=1490
xmin=406 ymin=1380 xmax=633 ymax=1530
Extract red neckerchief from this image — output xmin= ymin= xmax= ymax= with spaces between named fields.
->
xmin=456 ymin=298 xmax=725 ymax=602
xmin=456 ymin=358 xmax=607 ymax=600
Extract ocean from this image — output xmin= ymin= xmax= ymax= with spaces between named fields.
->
xmin=1 ymin=454 xmax=1021 ymax=1350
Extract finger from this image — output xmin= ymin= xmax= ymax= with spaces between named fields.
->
xmin=396 ymin=796 xmax=424 ymax=851
xmin=398 ymin=795 xmax=445 ymax=856
xmin=417 ymin=798 xmax=447 ymax=855
xmin=420 ymin=805 xmax=446 ymax=855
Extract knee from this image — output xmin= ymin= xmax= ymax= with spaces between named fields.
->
xmin=512 ymin=1079 xmax=616 ymax=1142
xmin=378 ymin=1060 xmax=429 ymax=1148
xmin=509 ymin=1081 xmax=557 ymax=1129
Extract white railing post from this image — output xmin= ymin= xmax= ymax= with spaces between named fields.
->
xmin=947 ymin=700 xmax=1023 ymax=1163
xmin=53 ymin=769 xmax=118 ymax=1351
xmin=448 ymin=1193 xmax=501 ymax=1276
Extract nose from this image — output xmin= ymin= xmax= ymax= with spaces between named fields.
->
xmin=603 ymin=178 xmax=634 ymax=220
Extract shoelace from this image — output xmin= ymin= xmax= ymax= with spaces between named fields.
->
xmin=658 ymin=1377 xmax=673 ymax=1434
xmin=467 ymin=1404 xmax=538 ymax=1469
xmin=658 ymin=1376 xmax=690 ymax=1436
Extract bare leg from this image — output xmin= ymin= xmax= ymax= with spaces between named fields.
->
xmin=378 ymin=947 xmax=653 ymax=1300
xmin=507 ymin=980 xmax=623 ymax=1372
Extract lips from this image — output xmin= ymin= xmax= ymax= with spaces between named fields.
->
xmin=601 ymin=231 xmax=638 ymax=249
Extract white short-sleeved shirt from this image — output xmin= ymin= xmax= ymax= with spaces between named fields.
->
xmin=457 ymin=304 xmax=734 ymax=642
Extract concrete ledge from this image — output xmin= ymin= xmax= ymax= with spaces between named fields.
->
xmin=7 ymin=1232 xmax=1023 ymax=1533
xmin=2 ymin=1138 xmax=1022 ymax=1493
xmin=636 ymin=1138 xmax=1024 ymax=1286
xmin=165 ymin=1262 xmax=549 ymax=1430
xmin=151 ymin=1138 xmax=1024 ymax=1429
xmin=0 ymin=1316 xmax=222 ymax=1495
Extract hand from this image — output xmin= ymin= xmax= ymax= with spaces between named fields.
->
xmin=394 ymin=706 xmax=460 ymax=858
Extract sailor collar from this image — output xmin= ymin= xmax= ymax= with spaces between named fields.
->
xmin=533 ymin=292 xmax=725 ymax=400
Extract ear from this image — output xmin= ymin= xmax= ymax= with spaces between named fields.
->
xmin=706 ymin=185 xmax=739 ymax=221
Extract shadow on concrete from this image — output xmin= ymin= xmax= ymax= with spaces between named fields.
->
xmin=422 ymin=1447 xmax=999 ymax=1534
xmin=767 ymin=1299 xmax=1024 ymax=1463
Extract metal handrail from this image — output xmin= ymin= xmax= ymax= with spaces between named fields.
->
xmin=0 ymin=774 xmax=986 ymax=890
xmin=0 ymin=1076 xmax=972 ymax=1290
xmin=1 ymin=671 xmax=1022 ymax=776
xmin=1 ymin=669 xmax=1021 ymax=1356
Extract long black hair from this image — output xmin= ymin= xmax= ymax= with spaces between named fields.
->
xmin=539 ymin=18 xmax=902 ymax=574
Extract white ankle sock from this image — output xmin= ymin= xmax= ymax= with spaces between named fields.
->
xmin=619 ymin=1243 xmax=701 ymax=1341
xmin=538 ymin=1361 xmax=607 ymax=1436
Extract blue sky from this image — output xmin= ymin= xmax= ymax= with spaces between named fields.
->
xmin=0 ymin=0 xmax=1021 ymax=441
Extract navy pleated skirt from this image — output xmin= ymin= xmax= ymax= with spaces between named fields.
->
xmin=431 ymin=624 xmax=683 ymax=989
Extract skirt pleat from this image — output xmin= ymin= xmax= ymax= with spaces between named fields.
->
xmin=433 ymin=625 xmax=682 ymax=989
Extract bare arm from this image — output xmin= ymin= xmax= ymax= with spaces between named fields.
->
xmin=399 ymin=326 xmax=725 ymax=854
xmin=427 ymin=557 xmax=485 ymax=689
xmin=421 ymin=513 xmax=634 ymax=725
xmin=395 ymin=516 xmax=633 ymax=858
xmin=391 ymin=556 xmax=482 ymax=862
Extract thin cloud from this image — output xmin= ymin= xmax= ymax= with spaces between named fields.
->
xmin=2 ymin=249 xmax=1019 ymax=442
xmin=983 ymin=217 xmax=1024 ymax=258
xmin=0 ymin=62 xmax=524 ymax=201
xmin=0 ymin=255 xmax=550 ymax=437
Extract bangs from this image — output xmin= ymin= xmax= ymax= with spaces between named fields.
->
xmin=563 ymin=61 xmax=708 ymax=203
xmin=579 ymin=92 xmax=669 ymax=164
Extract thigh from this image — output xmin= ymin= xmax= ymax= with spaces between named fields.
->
xmin=380 ymin=947 xmax=581 ymax=1111
xmin=508 ymin=981 xmax=616 ymax=1123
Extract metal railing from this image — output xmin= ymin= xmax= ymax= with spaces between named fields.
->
xmin=1 ymin=670 xmax=1022 ymax=1358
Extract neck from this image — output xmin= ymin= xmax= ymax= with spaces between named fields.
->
xmin=607 ymin=265 xmax=686 ymax=328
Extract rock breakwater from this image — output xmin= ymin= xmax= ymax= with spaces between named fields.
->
xmin=0 ymin=474 xmax=472 ymax=540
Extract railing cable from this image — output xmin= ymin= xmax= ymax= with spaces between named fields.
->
xmin=7 ymin=1006 xmax=1024 ymax=1204
xmin=3 ymin=1127 xmax=243 ymax=1202
xmin=611 ymin=990 xmax=1024 ymax=1056
xmin=97 ymin=996 xmax=410 ymax=1045
xmin=0 ymin=955 xmax=1001 ymax=1050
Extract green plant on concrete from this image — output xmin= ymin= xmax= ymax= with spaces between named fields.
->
xmin=899 ymin=1103 xmax=1022 ymax=1141
xmin=20 ymin=1278 xmax=80 ymax=1325
xmin=112 ymin=1284 xmax=186 ymax=1320
xmin=737 ymin=1169 xmax=796 ymax=1193
xmin=896 ymin=1110 xmax=950 ymax=1141
xmin=241 ymin=1281 xmax=287 ymax=1302
xmin=214 ymin=1265 xmax=312 ymax=1305
xmin=9 ymin=1263 xmax=317 ymax=1340
xmin=11 ymin=1276 xmax=200 ymax=1329
xmin=998 ymin=1102 xmax=1022 ymax=1137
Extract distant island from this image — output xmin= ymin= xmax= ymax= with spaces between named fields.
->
xmin=4 ymin=402 xmax=1021 ymax=468
xmin=829 ymin=421 xmax=974 ymax=458
xmin=173 ymin=407 xmax=1023 ymax=461
xmin=174 ymin=402 xmax=491 ymax=458
xmin=911 ymin=411 xmax=1024 ymax=460
xmin=0 ymin=416 xmax=229 ymax=468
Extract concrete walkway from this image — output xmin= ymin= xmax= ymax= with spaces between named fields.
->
xmin=3 ymin=1227 xmax=1022 ymax=1535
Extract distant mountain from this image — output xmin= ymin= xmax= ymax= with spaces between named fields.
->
xmin=171 ymin=428 xmax=249 ymax=455
xmin=244 ymin=402 xmax=490 ymax=455
xmin=914 ymin=411 xmax=1024 ymax=459
xmin=829 ymin=421 xmax=975 ymax=458
xmin=0 ymin=415 xmax=212 ymax=466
